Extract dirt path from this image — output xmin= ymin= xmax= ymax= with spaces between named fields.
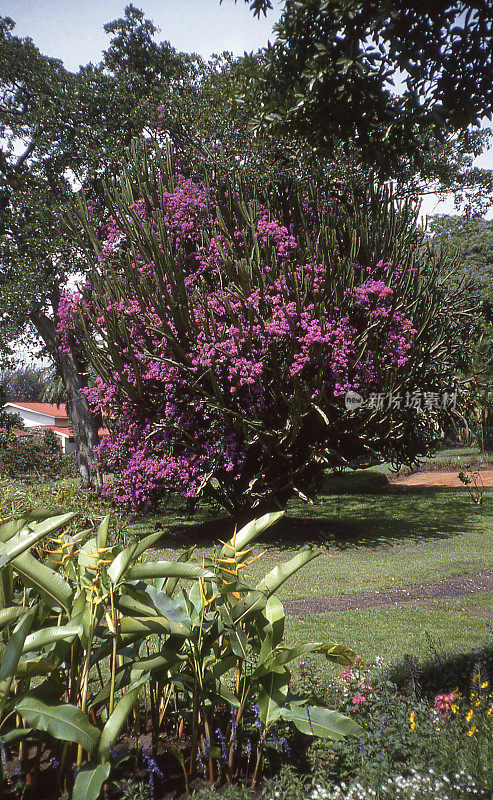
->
xmin=392 ymin=469 xmax=493 ymax=488
xmin=284 ymin=570 xmax=493 ymax=616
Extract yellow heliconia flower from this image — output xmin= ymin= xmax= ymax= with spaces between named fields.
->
xmin=198 ymin=577 xmax=219 ymax=607
xmin=466 ymin=709 xmax=474 ymax=723
xmin=409 ymin=710 xmax=416 ymax=731
xmin=468 ymin=725 xmax=477 ymax=736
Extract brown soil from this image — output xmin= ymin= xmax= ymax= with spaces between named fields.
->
xmin=284 ymin=570 xmax=493 ymax=615
xmin=392 ymin=469 xmax=493 ymax=488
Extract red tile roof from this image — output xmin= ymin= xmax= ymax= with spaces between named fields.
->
xmin=44 ymin=426 xmax=109 ymax=438
xmin=0 ymin=428 xmax=35 ymax=438
xmin=4 ymin=402 xmax=68 ymax=418
xmin=44 ymin=426 xmax=73 ymax=437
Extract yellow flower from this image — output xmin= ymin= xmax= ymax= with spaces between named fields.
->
xmin=481 ymin=681 xmax=489 ymax=689
xmin=466 ymin=709 xmax=474 ymax=723
xmin=451 ymin=704 xmax=458 ymax=714
xmin=468 ymin=725 xmax=477 ymax=736
xmin=486 ymin=707 xmax=492 ymax=718
xmin=472 ymin=673 xmax=479 ymax=683
xmin=409 ymin=710 xmax=416 ymax=731
xmin=475 ymin=700 xmax=481 ymax=707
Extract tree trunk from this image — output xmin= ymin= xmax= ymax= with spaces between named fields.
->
xmin=30 ymin=310 xmax=102 ymax=494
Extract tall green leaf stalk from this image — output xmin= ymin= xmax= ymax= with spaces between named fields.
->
xmin=0 ymin=508 xmax=361 ymax=798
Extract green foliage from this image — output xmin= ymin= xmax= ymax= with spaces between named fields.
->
xmin=261 ymin=765 xmax=311 ymax=800
xmin=429 ymin=214 xmax=493 ymax=424
xmin=0 ymin=428 xmax=73 ymax=481
xmin=429 ymin=215 xmax=493 ymax=296
xmin=0 ymin=410 xmax=23 ymax=432
xmin=0 ymin=508 xmax=358 ymax=797
xmin=241 ymin=1 xmax=493 ymax=182
xmin=115 ymin=779 xmax=151 ymax=800
xmin=0 ymin=477 xmax=113 ymax=530
xmin=0 ymin=366 xmax=47 ymax=402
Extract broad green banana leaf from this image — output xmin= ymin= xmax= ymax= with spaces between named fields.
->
xmin=11 ymin=551 xmax=72 ymax=613
xmin=0 ymin=608 xmax=36 ymax=715
xmin=219 ymin=511 xmax=285 ymax=560
xmin=281 ymin=704 xmax=363 ymax=740
xmin=126 ymin=561 xmax=214 ymax=581
xmin=97 ymin=672 xmax=148 ymax=762
xmin=15 ymin=696 xmax=100 ymax=755
xmin=107 ymin=530 xmax=165 ymax=584
xmin=73 ymin=762 xmax=111 ymax=800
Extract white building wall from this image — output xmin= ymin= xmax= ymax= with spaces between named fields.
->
xmin=64 ymin=439 xmax=77 ymax=455
xmin=3 ymin=406 xmax=70 ymax=428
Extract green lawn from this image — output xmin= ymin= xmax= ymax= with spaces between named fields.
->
xmin=2 ymin=469 xmax=492 ymax=669
xmin=284 ymin=603 xmax=492 ymax=666
xmin=129 ymin=481 xmax=492 ymax=600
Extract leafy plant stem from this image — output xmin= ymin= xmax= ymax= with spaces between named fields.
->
xmin=109 ymin=584 xmax=117 ymax=717
xmin=252 ymin=741 xmax=263 ymax=790
xmin=76 ymin=593 xmax=95 ymax=769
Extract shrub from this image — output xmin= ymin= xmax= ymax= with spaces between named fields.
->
xmin=0 ymin=427 xmax=74 ymax=481
xmin=63 ymin=142 xmax=473 ymax=513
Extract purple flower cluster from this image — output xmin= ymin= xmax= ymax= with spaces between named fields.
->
xmin=59 ymin=169 xmax=419 ymax=512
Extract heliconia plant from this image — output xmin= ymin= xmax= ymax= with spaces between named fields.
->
xmin=0 ymin=508 xmax=361 ymax=798
xmin=61 ymin=140 xmax=469 ymax=513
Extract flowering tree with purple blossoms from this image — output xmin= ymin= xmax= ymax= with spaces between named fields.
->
xmin=62 ymin=142 xmax=470 ymax=514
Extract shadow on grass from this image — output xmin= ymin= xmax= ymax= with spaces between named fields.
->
xmin=128 ymin=477 xmax=492 ymax=555
xmin=389 ymin=629 xmax=493 ymax=698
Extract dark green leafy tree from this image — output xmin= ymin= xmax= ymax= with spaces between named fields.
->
xmin=429 ymin=214 xmax=493 ymax=426
xmin=0 ymin=365 xmax=47 ymax=402
xmin=157 ymin=49 xmax=356 ymax=190
xmin=238 ymin=1 xmax=493 ymax=184
xmin=429 ymin=214 xmax=493 ymax=292
xmin=157 ymin=48 xmax=493 ymax=222
xmin=0 ymin=7 xmax=195 ymax=490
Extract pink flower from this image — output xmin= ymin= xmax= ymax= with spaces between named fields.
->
xmin=352 ymin=695 xmax=367 ymax=705
xmin=60 ymin=165 xmax=425 ymax=512
xmin=433 ymin=692 xmax=456 ymax=718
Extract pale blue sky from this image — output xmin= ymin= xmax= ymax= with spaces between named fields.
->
xmin=1 ymin=0 xmax=282 ymax=68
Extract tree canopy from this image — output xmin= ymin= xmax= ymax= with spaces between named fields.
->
xmin=0 ymin=5 xmax=198 ymax=488
xmin=239 ymin=1 xmax=493 ymax=180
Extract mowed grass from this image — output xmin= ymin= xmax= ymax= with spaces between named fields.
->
xmin=130 ymin=479 xmax=493 ymax=601
xmin=2 ymin=466 xmax=492 ymax=668
xmin=284 ymin=602 xmax=492 ymax=666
